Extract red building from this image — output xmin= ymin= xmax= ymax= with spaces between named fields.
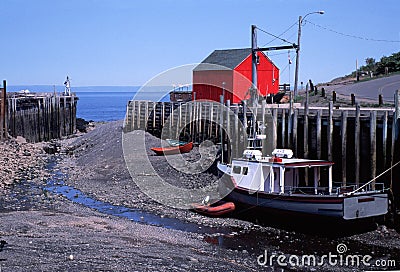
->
xmin=193 ymin=48 xmax=279 ymax=104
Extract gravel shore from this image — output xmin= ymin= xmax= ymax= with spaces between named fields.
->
xmin=1 ymin=121 xmax=400 ymax=271
xmin=0 ymin=125 xmax=258 ymax=271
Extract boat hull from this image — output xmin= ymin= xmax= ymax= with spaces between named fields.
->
xmin=219 ymin=176 xmax=388 ymax=220
xmin=191 ymin=201 xmax=235 ymax=217
xmin=151 ymin=142 xmax=193 ymax=155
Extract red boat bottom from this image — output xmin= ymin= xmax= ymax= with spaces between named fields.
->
xmin=191 ymin=201 xmax=235 ymax=217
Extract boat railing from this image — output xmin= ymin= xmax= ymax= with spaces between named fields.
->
xmin=336 ymin=182 xmax=386 ymax=195
xmin=285 ymin=182 xmax=386 ymax=196
xmin=284 ymin=186 xmax=336 ymax=195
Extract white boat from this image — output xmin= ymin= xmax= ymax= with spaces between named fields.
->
xmin=217 ymin=147 xmax=388 ymax=220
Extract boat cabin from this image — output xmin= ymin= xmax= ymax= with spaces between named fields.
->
xmin=230 ymin=149 xmax=334 ymax=195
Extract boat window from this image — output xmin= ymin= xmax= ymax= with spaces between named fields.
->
xmin=242 ymin=167 xmax=248 ymax=175
xmin=233 ymin=166 xmax=241 ymax=174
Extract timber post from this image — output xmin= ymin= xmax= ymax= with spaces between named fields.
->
xmin=0 ymin=80 xmax=5 ymax=140
xmin=341 ymin=110 xmax=348 ymax=186
xmin=391 ymin=90 xmax=400 ymax=228
xmin=355 ymin=103 xmax=361 ymax=187
xmin=370 ymin=111 xmax=377 ymax=190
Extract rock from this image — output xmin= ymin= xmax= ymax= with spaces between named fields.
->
xmin=15 ymin=136 xmax=27 ymax=144
xmin=187 ymin=256 xmax=199 ymax=262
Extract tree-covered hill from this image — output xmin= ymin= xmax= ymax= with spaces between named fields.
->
xmin=356 ymin=51 xmax=400 ymax=77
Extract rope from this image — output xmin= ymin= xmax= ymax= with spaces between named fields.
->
xmin=347 ymin=160 xmax=400 ymax=195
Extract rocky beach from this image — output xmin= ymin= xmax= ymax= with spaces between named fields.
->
xmin=1 ymin=121 xmax=400 ymax=271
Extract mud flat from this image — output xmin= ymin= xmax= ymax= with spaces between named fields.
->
xmin=0 ymin=128 xmax=256 ymax=271
xmin=1 ymin=121 xmax=400 ymax=271
xmin=57 ymin=121 xmax=400 ymax=270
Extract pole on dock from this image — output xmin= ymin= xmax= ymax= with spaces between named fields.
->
xmin=355 ymin=103 xmax=361 ymax=187
xmin=327 ymin=101 xmax=333 ymax=161
xmin=351 ymin=93 xmax=356 ymax=106
xmin=383 ymin=111 xmax=388 ymax=169
xmin=341 ymin=110 xmax=348 ymax=186
xmin=226 ymin=100 xmax=231 ymax=162
xmin=316 ymin=109 xmax=322 ymax=159
xmin=292 ymin=109 xmax=298 ymax=157
xmin=261 ymin=100 xmax=267 ymax=156
xmin=304 ymin=84 xmax=309 ymax=158
xmin=234 ymin=105 xmax=239 ymax=158
xmin=272 ymin=108 xmax=278 ymax=153
xmin=281 ymin=109 xmax=286 ymax=148
xmin=391 ymin=90 xmax=400 ymax=229
xmin=370 ymin=111 xmax=377 ymax=190
xmin=0 ymin=80 xmax=5 ymax=140
xmin=220 ymin=95 xmax=224 ymax=163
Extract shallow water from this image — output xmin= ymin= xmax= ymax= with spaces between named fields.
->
xmin=45 ymin=175 xmax=228 ymax=235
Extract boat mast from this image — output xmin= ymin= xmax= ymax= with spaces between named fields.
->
xmin=249 ymin=26 xmax=298 ymax=155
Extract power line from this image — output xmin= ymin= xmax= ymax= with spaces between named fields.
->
xmin=261 ymin=21 xmax=298 ymax=47
xmin=305 ymin=19 xmax=400 ymax=43
xmin=267 ymin=50 xmax=295 ymax=57
xmin=256 ymin=26 xmax=295 ymax=45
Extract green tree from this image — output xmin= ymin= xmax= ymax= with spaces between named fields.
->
xmin=365 ymin=57 xmax=376 ymax=76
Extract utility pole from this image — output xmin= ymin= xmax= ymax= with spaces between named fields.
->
xmin=293 ymin=11 xmax=324 ymax=99
xmin=293 ymin=15 xmax=302 ymax=99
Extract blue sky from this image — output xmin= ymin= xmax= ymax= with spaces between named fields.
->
xmin=1 ymin=0 xmax=399 ymax=86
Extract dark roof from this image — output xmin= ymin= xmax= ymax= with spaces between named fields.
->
xmin=194 ymin=48 xmax=252 ymax=71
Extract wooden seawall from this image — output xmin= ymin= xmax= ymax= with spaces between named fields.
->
xmin=124 ymin=98 xmax=400 ymax=203
xmin=1 ymin=80 xmax=78 ymax=142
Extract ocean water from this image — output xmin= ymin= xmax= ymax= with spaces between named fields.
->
xmin=76 ymin=91 xmax=135 ymax=122
xmin=8 ymin=85 xmax=172 ymax=122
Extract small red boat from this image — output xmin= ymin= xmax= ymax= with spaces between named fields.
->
xmin=151 ymin=142 xmax=193 ymax=155
xmin=192 ymin=201 xmax=235 ymax=217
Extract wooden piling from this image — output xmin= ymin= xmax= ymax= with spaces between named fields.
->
xmin=304 ymin=98 xmax=309 ymax=158
xmin=370 ymin=111 xmax=377 ymax=189
xmin=292 ymin=109 xmax=298 ymax=157
xmin=0 ymin=82 xmax=5 ymax=140
xmin=383 ymin=111 xmax=388 ymax=169
xmin=341 ymin=110 xmax=348 ymax=186
xmin=219 ymin=96 xmax=224 ymax=162
xmin=288 ymin=104 xmax=293 ymax=150
xmin=328 ymin=102 xmax=333 ymax=161
xmin=243 ymin=101 xmax=247 ymax=137
xmin=316 ymin=109 xmax=322 ymax=159
xmin=272 ymin=108 xmax=278 ymax=152
xmin=355 ymin=103 xmax=361 ymax=187
xmin=125 ymin=98 xmax=400 ymax=203
xmin=234 ymin=105 xmax=239 ymax=158
xmin=226 ymin=100 xmax=231 ymax=162
xmin=281 ymin=109 xmax=286 ymax=148
xmin=391 ymin=90 xmax=400 ymax=194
